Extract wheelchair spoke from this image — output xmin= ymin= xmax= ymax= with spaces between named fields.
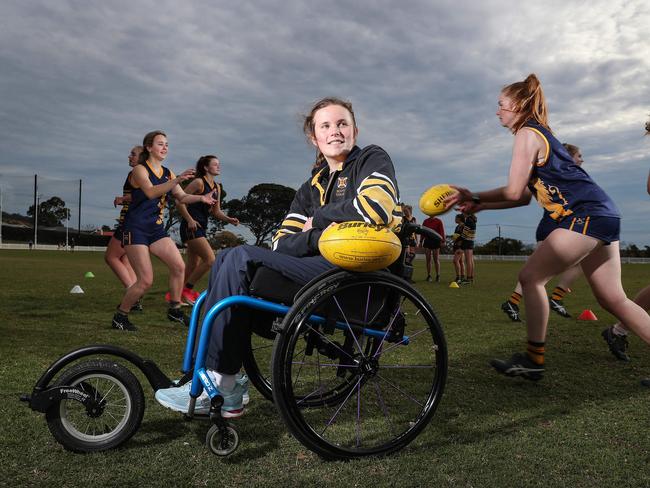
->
xmin=374 ymin=372 xmax=424 ymax=407
xmin=333 ymin=296 xmax=365 ymax=359
xmin=302 ymin=323 xmax=356 ymax=363
xmin=372 ymin=296 xmax=407 ymax=359
xmin=356 ymin=380 xmax=361 ymax=447
xmin=291 ymin=361 xmax=357 ymax=368
xmin=322 ymin=375 xmax=364 ymax=434
xmin=378 ymin=326 xmax=431 ymax=357
xmin=364 ymin=285 xmax=371 ymax=323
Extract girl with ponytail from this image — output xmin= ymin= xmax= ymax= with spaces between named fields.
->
xmin=174 ymin=155 xmax=239 ymax=305
xmin=445 ymin=74 xmax=650 ymax=384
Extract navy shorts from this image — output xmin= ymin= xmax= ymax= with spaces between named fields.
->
xmin=121 ymin=224 xmax=168 ymax=246
xmin=460 ymin=240 xmax=474 ymax=250
xmin=535 ymin=216 xmax=558 ymax=242
xmin=422 ymin=238 xmax=440 ymax=250
xmin=558 ymin=215 xmax=620 ymax=244
xmin=180 ymin=221 xmax=207 ymax=243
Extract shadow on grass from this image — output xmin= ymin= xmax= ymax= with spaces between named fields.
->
xmin=407 ymin=344 xmax=650 ymax=454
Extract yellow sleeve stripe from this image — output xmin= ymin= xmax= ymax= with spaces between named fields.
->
xmin=522 ymin=127 xmax=550 ymax=167
xmin=280 ymin=218 xmax=305 ymax=230
xmin=359 ymin=186 xmax=396 ymax=217
xmin=358 ymin=178 xmax=398 ymax=203
xmin=357 ymin=196 xmax=385 ymax=224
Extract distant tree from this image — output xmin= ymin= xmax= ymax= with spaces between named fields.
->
xmin=27 ymin=196 xmax=71 ymax=227
xmin=209 ymin=230 xmax=247 ymax=249
xmin=101 ymin=225 xmax=112 ymax=232
xmin=226 ymin=183 xmax=296 ymax=246
xmin=475 ymin=236 xmax=526 ymax=255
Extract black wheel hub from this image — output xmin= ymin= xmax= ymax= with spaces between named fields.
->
xmin=358 ymin=357 xmax=379 ymax=377
xmin=85 ymin=399 xmax=106 ymax=418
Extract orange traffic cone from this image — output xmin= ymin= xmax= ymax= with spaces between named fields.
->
xmin=577 ymin=309 xmax=598 ymax=321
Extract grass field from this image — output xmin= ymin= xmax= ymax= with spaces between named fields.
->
xmin=2 ymin=249 xmax=650 ymax=487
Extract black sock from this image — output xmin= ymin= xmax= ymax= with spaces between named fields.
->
xmin=185 ymin=283 xmax=194 ymax=289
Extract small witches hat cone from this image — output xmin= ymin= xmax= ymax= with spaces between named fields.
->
xmin=577 ymin=309 xmax=598 ymax=321
xmin=70 ymin=285 xmax=84 ymax=294
xmin=449 ymin=281 xmax=460 ymax=289
xmin=84 ymin=271 xmax=95 ymax=278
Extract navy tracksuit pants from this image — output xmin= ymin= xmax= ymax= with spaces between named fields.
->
xmin=203 ymin=245 xmax=334 ymax=374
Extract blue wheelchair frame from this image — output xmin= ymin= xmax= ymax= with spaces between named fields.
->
xmin=182 ymin=291 xmax=410 ymax=415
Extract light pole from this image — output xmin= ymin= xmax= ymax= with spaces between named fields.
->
xmin=34 ymin=194 xmax=40 ymax=247
xmin=497 ymin=224 xmax=502 ymax=255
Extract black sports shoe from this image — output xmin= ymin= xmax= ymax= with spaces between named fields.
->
xmin=501 ymin=301 xmax=522 ymax=322
xmin=601 ymin=326 xmax=630 ymax=362
xmin=112 ymin=312 xmax=137 ymax=331
xmin=549 ymin=298 xmax=571 ymax=318
xmin=490 ymin=352 xmax=544 ymax=381
xmin=641 ymin=378 xmax=650 ymax=387
xmin=167 ymin=307 xmax=189 ymax=326
xmin=130 ymin=299 xmax=143 ymax=312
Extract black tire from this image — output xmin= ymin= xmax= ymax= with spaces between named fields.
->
xmin=243 ymin=330 xmax=275 ymax=402
xmin=45 ymin=359 xmax=145 ymax=453
xmin=272 ymin=270 xmax=447 ymax=460
xmin=206 ymin=423 xmax=240 ymax=456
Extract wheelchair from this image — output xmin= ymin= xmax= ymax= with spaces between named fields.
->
xmin=21 ymin=222 xmax=447 ymax=460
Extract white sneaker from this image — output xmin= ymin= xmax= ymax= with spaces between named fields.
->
xmin=236 ymin=373 xmax=250 ymax=406
xmin=155 ymin=381 xmax=210 ymax=415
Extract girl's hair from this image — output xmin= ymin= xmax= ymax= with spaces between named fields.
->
xmin=403 ymin=204 xmax=413 ymax=217
xmin=562 ymin=143 xmax=580 ymax=158
xmin=303 ymin=97 xmax=357 ymax=168
xmin=455 ymin=213 xmax=465 ymax=223
xmin=502 ymin=74 xmax=549 ymax=133
xmin=195 ymin=155 xmax=218 ymax=178
xmin=138 ymin=130 xmax=167 ymax=165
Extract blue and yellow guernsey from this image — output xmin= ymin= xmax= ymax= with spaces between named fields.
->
xmin=186 ymin=177 xmax=217 ymax=227
xmin=123 ymin=161 xmax=174 ymax=231
xmin=524 ymin=121 xmax=619 ymax=221
xmin=272 ymin=145 xmax=402 ymax=257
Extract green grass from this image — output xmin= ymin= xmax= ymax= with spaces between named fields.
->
xmin=2 ymin=250 xmax=650 ymax=487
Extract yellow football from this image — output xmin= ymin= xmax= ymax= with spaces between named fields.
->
xmin=419 ymin=184 xmax=457 ymax=216
xmin=318 ymin=222 xmax=401 ymax=272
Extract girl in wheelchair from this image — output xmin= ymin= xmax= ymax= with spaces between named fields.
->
xmin=155 ymin=97 xmax=403 ymax=417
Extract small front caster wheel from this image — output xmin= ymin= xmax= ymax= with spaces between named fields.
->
xmin=206 ymin=424 xmax=239 ymax=456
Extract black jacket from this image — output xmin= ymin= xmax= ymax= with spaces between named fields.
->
xmin=272 ymin=145 xmax=402 ymax=257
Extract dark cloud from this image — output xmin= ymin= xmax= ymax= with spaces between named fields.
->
xmin=0 ymin=0 xmax=648 ymax=245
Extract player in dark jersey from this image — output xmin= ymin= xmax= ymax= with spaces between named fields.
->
xmin=105 ymin=145 xmax=140 ymax=310
xmin=155 ymin=97 xmax=402 ymax=417
xmin=446 ymin=73 xmax=650 ymax=383
xmin=112 ymin=130 xmax=217 ymax=332
xmin=501 ymin=143 xmax=586 ymax=322
xmin=602 ymin=120 xmax=650 ymax=369
xmin=421 ymin=215 xmax=445 ymax=282
xmin=174 ymin=155 xmax=239 ymax=305
xmin=450 ymin=214 xmax=465 ymax=283
xmin=459 ymin=213 xmax=476 ymax=284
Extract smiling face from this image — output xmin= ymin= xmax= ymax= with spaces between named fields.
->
xmin=207 ymin=157 xmax=221 ymax=176
xmin=496 ymin=93 xmax=518 ymax=130
xmin=310 ymin=104 xmax=358 ymax=164
xmin=147 ymin=134 xmax=168 ymax=162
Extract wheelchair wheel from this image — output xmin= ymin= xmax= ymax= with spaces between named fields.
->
xmin=206 ymin=423 xmax=240 ymax=456
xmin=243 ymin=329 xmax=275 ymax=402
xmin=45 ymin=359 xmax=145 ymax=453
xmin=272 ymin=270 xmax=447 ymax=460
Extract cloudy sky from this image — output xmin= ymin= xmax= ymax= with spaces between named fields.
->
xmin=1 ymin=0 xmax=649 ymax=245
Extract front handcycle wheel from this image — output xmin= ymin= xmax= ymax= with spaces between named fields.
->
xmin=45 ymin=359 xmax=145 ymax=453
